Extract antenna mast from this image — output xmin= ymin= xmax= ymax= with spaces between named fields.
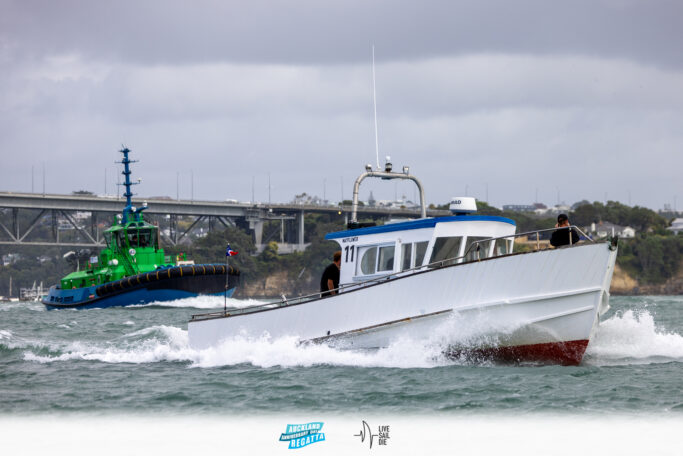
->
xmin=372 ymin=45 xmax=380 ymax=170
xmin=118 ymin=146 xmax=140 ymax=224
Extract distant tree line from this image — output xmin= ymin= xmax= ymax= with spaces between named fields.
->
xmin=570 ymin=201 xmax=681 ymax=284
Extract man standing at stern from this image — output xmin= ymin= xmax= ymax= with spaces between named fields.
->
xmin=550 ymin=214 xmax=581 ymax=247
xmin=320 ymin=251 xmax=342 ymax=297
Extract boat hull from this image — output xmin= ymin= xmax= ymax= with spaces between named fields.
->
xmin=188 ymin=242 xmax=617 ymax=365
xmin=43 ymin=264 xmax=239 ymax=309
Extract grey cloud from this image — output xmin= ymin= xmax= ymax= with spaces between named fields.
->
xmin=2 ymin=0 xmax=683 ymax=68
xmin=12 ymin=55 xmax=682 ymax=125
xmin=0 ymin=1 xmax=681 ymax=211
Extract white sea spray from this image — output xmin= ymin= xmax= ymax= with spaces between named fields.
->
xmin=15 ymin=298 xmax=683 ymax=369
xmin=129 ymin=296 xmax=270 ymax=309
xmin=585 ymin=309 xmax=683 ymax=365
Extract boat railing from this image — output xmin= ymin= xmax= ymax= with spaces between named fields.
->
xmin=458 ymin=224 xmax=592 ymax=263
xmin=190 ymin=225 xmax=593 ymax=321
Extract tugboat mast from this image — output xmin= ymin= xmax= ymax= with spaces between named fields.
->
xmin=118 ymin=147 xmax=145 ymax=224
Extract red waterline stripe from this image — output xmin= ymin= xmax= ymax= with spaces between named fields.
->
xmin=447 ymin=340 xmax=590 ymax=366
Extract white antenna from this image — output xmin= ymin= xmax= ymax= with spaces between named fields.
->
xmin=372 ymin=45 xmax=380 ymax=170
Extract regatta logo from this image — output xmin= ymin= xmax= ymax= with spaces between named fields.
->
xmin=279 ymin=422 xmax=326 ymax=449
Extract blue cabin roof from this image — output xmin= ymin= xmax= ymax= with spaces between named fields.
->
xmin=325 ymin=215 xmax=516 ymax=240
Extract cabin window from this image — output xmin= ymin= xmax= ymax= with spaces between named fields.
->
xmin=114 ymin=231 xmax=126 ymax=249
xmin=103 ymin=232 xmax=112 ymax=248
xmin=494 ymin=238 xmax=513 ymax=256
xmin=356 ymin=244 xmax=396 ymax=275
xmin=358 ymin=246 xmax=377 ymax=275
xmin=137 ymin=229 xmax=152 ymax=248
xmin=377 ymin=245 xmax=395 ymax=272
xmin=429 ymin=236 xmax=463 ymax=266
xmin=464 ymin=237 xmax=490 ymax=262
xmin=401 ymin=244 xmax=412 ymax=271
xmin=414 ymin=241 xmax=428 ymax=267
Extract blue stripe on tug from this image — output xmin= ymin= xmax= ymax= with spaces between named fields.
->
xmin=325 ymin=215 xmax=516 ymax=240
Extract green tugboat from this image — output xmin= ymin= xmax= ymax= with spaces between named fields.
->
xmin=43 ymin=147 xmax=240 ymax=309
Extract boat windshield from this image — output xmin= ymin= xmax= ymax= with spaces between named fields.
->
xmin=494 ymin=237 xmax=513 ymax=256
xmin=464 ymin=236 xmax=490 ymax=261
xmin=430 ymin=236 xmax=463 ymax=266
xmin=114 ymin=231 xmax=126 ymax=250
xmin=127 ymin=228 xmax=153 ymax=248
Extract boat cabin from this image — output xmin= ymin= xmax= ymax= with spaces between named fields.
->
xmin=325 ymin=197 xmax=516 ymax=288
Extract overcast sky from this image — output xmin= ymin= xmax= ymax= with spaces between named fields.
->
xmin=1 ymin=0 xmax=681 ymax=211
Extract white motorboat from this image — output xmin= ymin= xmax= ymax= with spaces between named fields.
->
xmin=188 ymin=161 xmax=617 ymax=365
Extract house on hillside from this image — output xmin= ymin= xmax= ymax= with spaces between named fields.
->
xmin=502 ymin=204 xmax=536 ymax=212
xmin=377 ymin=195 xmax=419 ymax=210
xmin=587 ymin=222 xmax=636 ymax=239
xmin=2 ymin=253 xmax=22 ymax=266
xmin=668 ymin=218 xmax=683 ymax=235
xmin=549 ymin=204 xmax=572 ymax=215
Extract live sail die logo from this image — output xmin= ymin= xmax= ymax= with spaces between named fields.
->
xmin=354 ymin=420 xmax=390 ymax=448
xmin=279 ymin=422 xmax=326 ymax=449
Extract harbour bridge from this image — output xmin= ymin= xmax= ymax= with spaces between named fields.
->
xmin=0 ymin=192 xmax=448 ymax=253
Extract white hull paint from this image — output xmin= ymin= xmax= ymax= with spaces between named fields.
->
xmin=189 ymin=242 xmax=617 ymax=363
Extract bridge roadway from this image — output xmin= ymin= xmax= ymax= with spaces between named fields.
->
xmin=0 ymin=192 xmax=449 ymax=249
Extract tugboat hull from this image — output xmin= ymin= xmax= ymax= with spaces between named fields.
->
xmin=43 ymin=264 xmax=239 ymax=309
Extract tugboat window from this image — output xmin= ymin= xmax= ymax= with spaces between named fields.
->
xmin=114 ymin=231 xmax=125 ymax=249
xmin=414 ymin=241 xmax=428 ymax=267
xmin=137 ymin=229 xmax=151 ymax=248
xmin=429 ymin=237 xmax=463 ymax=266
xmin=127 ymin=231 xmax=140 ymax=247
xmin=401 ymin=243 xmax=412 ymax=271
xmin=358 ymin=246 xmax=377 ymax=275
xmin=377 ymin=245 xmax=395 ymax=272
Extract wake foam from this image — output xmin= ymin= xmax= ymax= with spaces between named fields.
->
xmin=17 ymin=308 xmax=517 ymax=368
xmin=131 ymin=296 xmax=269 ymax=309
xmin=21 ymin=323 xmax=450 ymax=368
xmin=585 ymin=310 xmax=683 ymax=365
xmin=17 ymin=308 xmax=683 ymax=369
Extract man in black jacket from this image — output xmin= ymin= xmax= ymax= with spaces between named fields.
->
xmin=320 ymin=251 xmax=342 ymax=297
xmin=550 ymin=214 xmax=580 ymax=247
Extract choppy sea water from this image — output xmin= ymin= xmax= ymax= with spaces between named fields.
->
xmin=1 ymin=295 xmax=682 ymax=415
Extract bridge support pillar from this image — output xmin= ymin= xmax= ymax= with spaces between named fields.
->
xmin=12 ymin=208 xmax=18 ymax=239
xmin=51 ymin=210 xmax=58 ymax=243
xmin=296 ymin=210 xmax=305 ymax=248
xmin=250 ymin=219 xmax=263 ymax=247
xmin=91 ymin=212 xmax=98 ymax=243
xmin=170 ymin=215 xmax=178 ymax=245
